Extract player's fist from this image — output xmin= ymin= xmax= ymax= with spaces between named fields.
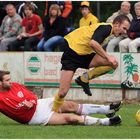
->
xmin=107 ymin=55 xmax=118 ymax=69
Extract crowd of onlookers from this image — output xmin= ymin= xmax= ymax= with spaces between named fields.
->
xmin=0 ymin=1 xmax=140 ymax=52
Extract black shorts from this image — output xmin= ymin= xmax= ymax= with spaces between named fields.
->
xmin=61 ymin=42 xmax=96 ymax=72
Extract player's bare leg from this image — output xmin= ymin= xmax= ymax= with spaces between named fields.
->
xmin=52 ymin=70 xmax=74 ymax=112
xmin=48 ymin=113 xmax=84 ymax=125
xmin=48 ymin=112 xmax=122 ymax=126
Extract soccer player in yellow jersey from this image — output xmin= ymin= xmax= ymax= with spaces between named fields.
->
xmin=52 ymin=15 xmax=130 ymax=112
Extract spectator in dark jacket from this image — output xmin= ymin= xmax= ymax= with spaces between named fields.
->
xmin=44 ymin=1 xmax=74 ymax=35
xmin=44 ymin=1 xmax=72 ymax=18
xmin=37 ymin=4 xmax=66 ymax=51
xmin=119 ymin=2 xmax=140 ymax=52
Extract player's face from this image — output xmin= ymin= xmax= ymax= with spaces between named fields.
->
xmin=113 ymin=20 xmax=130 ymax=37
xmin=2 ymin=74 xmax=12 ymax=90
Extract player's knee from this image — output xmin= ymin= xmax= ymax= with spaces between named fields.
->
xmin=67 ymin=101 xmax=77 ymax=112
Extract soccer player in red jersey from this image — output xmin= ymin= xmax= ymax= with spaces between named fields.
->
xmin=0 ymin=70 xmax=122 ymax=126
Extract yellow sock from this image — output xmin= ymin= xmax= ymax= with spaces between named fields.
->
xmin=81 ymin=72 xmax=89 ymax=83
xmin=52 ymin=93 xmax=64 ymax=112
xmin=80 ymin=66 xmax=114 ymax=82
xmin=88 ymin=66 xmax=114 ymax=79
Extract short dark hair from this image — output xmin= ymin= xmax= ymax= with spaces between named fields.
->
xmin=113 ymin=15 xmax=131 ymax=24
xmin=23 ymin=3 xmax=34 ymax=12
xmin=0 ymin=70 xmax=10 ymax=81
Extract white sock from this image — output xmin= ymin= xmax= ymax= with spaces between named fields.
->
xmin=99 ymin=118 xmax=110 ymax=126
xmin=77 ymin=104 xmax=110 ymax=115
xmin=84 ymin=116 xmax=110 ymax=126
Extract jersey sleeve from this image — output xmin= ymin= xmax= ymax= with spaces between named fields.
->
xmin=36 ymin=15 xmax=42 ymax=26
xmin=91 ymin=25 xmax=112 ymax=44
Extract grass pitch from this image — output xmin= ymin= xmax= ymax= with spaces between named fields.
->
xmin=0 ymin=103 xmax=140 ymax=139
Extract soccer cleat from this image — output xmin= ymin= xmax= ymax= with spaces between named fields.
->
xmin=75 ymin=76 xmax=92 ymax=96
xmin=106 ymin=101 xmax=123 ymax=118
xmin=109 ymin=115 xmax=122 ymax=125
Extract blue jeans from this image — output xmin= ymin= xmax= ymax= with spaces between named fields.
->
xmin=65 ymin=26 xmax=75 ymax=35
xmin=37 ymin=36 xmax=65 ymax=51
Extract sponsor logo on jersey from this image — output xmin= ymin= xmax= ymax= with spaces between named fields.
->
xmin=17 ymin=91 xmax=24 ymax=98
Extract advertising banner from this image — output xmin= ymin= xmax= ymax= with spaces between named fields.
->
xmin=1 ymin=52 xmax=140 ymax=89
xmin=24 ymin=52 xmax=121 ymax=88
xmin=121 ymin=53 xmax=140 ymax=89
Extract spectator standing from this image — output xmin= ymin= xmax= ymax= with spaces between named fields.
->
xmin=0 ymin=4 xmax=22 ymax=51
xmin=106 ymin=1 xmax=133 ymax=52
xmin=79 ymin=1 xmax=99 ymax=27
xmin=8 ymin=3 xmax=43 ymax=51
xmin=119 ymin=2 xmax=140 ymax=53
xmin=37 ymin=4 xmax=66 ymax=51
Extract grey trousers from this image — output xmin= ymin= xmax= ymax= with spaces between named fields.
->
xmin=106 ymin=36 xmax=124 ymax=52
xmin=119 ymin=37 xmax=140 ymax=53
xmin=0 ymin=37 xmax=16 ymax=51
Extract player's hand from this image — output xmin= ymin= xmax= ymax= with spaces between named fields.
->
xmin=22 ymin=100 xmax=34 ymax=109
xmin=107 ymin=55 xmax=118 ymax=69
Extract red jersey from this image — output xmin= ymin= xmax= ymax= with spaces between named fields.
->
xmin=0 ymin=82 xmax=37 ymax=124
xmin=22 ymin=14 xmax=42 ymax=39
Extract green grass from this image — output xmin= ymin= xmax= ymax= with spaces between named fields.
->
xmin=0 ymin=103 xmax=140 ymax=139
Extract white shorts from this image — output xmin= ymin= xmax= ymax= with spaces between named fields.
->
xmin=28 ymin=98 xmax=54 ymax=125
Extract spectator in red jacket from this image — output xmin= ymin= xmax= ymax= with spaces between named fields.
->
xmin=17 ymin=1 xmax=38 ymax=18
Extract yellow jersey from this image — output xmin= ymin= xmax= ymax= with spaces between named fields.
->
xmin=79 ymin=13 xmax=99 ymax=27
xmin=64 ymin=23 xmax=112 ymax=55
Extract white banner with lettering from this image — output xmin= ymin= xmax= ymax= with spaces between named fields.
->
xmin=24 ymin=52 xmax=121 ymax=88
